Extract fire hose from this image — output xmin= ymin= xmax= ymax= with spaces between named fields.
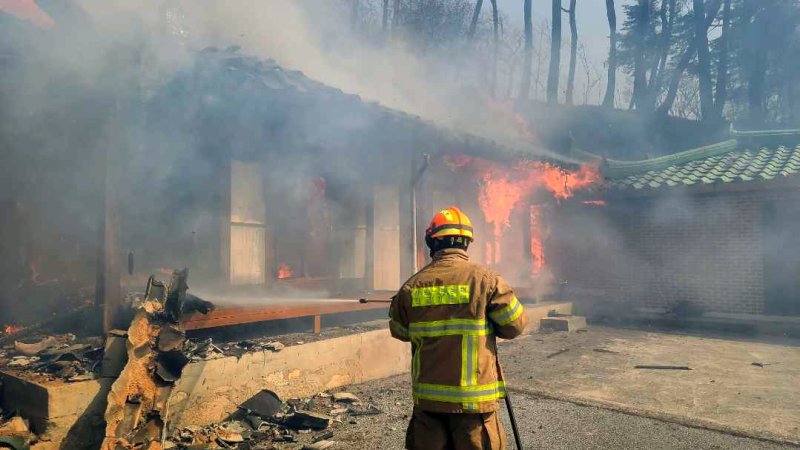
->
xmin=358 ymin=298 xmax=392 ymax=303
xmin=500 ymin=360 xmax=524 ymax=450
xmin=358 ymin=297 xmax=524 ymax=449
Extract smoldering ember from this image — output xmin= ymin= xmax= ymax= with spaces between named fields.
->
xmin=1 ymin=1 xmax=800 ymax=450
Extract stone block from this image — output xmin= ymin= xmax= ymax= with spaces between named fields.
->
xmin=0 ymin=372 xmax=111 ymax=442
xmin=521 ymin=302 xmax=574 ymax=332
xmin=540 ymin=315 xmax=587 ymax=332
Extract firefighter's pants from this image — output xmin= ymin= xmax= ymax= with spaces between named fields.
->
xmin=405 ymin=408 xmax=506 ymax=450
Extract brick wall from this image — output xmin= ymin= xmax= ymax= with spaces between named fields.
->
xmin=551 ymin=190 xmax=771 ymax=316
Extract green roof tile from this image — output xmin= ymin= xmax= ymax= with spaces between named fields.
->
xmin=601 ymin=130 xmax=800 ymax=191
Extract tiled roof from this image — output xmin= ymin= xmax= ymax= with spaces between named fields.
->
xmin=191 ymin=48 xmax=560 ymax=164
xmin=596 ymin=129 xmax=800 ymax=192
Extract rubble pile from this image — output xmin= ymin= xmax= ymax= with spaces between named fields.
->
xmin=163 ymin=389 xmax=383 ymax=449
xmin=0 ymin=410 xmax=34 ymax=450
xmin=183 ymin=321 xmax=387 ymax=362
xmin=0 ymin=332 xmax=104 ymax=382
xmin=101 ymin=269 xmax=212 ymax=450
xmin=183 ymin=338 xmax=286 ymax=361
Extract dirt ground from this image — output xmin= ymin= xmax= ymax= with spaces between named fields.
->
xmin=322 ymin=325 xmax=800 ymax=449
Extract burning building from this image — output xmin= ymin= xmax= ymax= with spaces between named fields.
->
xmin=139 ymin=49 xmax=597 ymax=307
xmin=0 ymin=40 xmax=596 ymax=333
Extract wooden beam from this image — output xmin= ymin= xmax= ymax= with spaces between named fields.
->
xmin=180 ymin=300 xmax=388 ymax=331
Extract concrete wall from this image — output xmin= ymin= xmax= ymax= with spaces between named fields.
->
xmin=167 ymin=328 xmax=411 ymax=428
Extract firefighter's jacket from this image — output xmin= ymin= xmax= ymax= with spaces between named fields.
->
xmin=389 ymin=248 xmax=529 ymax=414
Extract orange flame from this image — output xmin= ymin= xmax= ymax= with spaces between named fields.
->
xmin=3 ymin=324 xmax=23 ymax=335
xmin=277 ymin=263 xmax=293 ymax=280
xmin=445 ymin=155 xmax=600 ymax=266
xmin=530 ymin=205 xmax=545 ymax=276
xmin=0 ymin=0 xmax=55 ymax=28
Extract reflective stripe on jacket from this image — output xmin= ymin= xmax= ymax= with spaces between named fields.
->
xmin=389 ymin=248 xmax=529 ymax=413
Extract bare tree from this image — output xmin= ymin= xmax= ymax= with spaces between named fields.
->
xmin=519 ymin=0 xmax=533 ymax=99
xmin=468 ymin=0 xmax=484 ymax=40
xmin=579 ymin=45 xmax=603 ymax=104
xmin=393 ymin=0 xmax=401 ymax=32
xmin=743 ymin=0 xmax=769 ymax=126
xmin=534 ymin=21 xmax=549 ymax=99
xmin=382 ymin=0 xmax=390 ymax=32
xmin=714 ymin=0 xmax=732 ymax=119
xmin=503 ymin=26 xmax=524 ymax=98
xmin=651 ymin=0 xmax=676 ymax=91
xmin=351 ymin=0 xmax=359 ymax=30
xmin=547 ymin=0 xmax=562 ymax=104
xmin=564 ymin=0 xmax=577 ymax=105
xmin=631 ymin=0 xmax=650 ymax=111
xmin=490 ymin=0 xmax=499 ymax=96
xmin=693 ymin=0 xmax=714 ymax=121
xmin=673 ymin=76 xmax=701 ymax=119
xmin=602 ymin=0 xmax=617 ymax=108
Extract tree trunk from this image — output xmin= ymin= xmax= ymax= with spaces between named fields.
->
xmin=547 ymin=0 xmax=562 ymax=104
xmin=657 ymin=0 xmax=722 ymax=116
xmin=742 ymin=0 xmax=768 ymax=126
xmin=468 ymin=0 xmax=484 ymax=40
xmin=657 ymin=41 xmax=695 ymax=116
xmin=351 ymin=0 xmax=359 ymax=31
xmin=602 ymin=0 xmax=617 ymax=108
xmin=693 ymin=0 xmax=715 ymax=121
xmin=490 ymin=0 xmax=499 ymax=97
xmin=652 ymin=0 xmax=675 ymax=90
xmin=392 ymin=0 xmax=401 ymax=32
xmin=565 ymin=0 xmax=577 ymax=105
xmin=748 ymin=56 xmax=768 ymax=125
xmin=713 ymin=0 xmax=731 ymax=120
xmin=519 ymin=0 xmax=533 ymax=100
xmin=382 ymin=0 xmax=389 ymax=32
xmin=659 ymin=0 xmax=676 ymax=83
xmin=632 ymin=0 xmax=650 ymax=111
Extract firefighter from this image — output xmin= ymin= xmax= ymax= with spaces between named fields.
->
xmin=389 ymin=206 xmax=529 ymax=450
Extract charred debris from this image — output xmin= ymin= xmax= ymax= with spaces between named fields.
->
xmin=162 ymin=388 xmax=380 ymax=450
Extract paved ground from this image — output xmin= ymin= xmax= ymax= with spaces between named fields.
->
xmin=317 ymin=325 xmax=800 ymax=449
xmin=325 ymin=375 xmax=795 ymax=449
xmin=500 ymin=326 xmax=800 ymax=443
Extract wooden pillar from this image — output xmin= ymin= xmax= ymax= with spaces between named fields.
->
xmin=399 ymin=172 xmax=414 ymax=282
xmin=219 ymin=159 xmax=232 ymax=284
xmin=313 ymin=315 xmax=321 ymax=334
xmin=96 ymin=146 xmax=121 ymax=333
xmin=364 ymin=185 xmax=375 ymax=291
